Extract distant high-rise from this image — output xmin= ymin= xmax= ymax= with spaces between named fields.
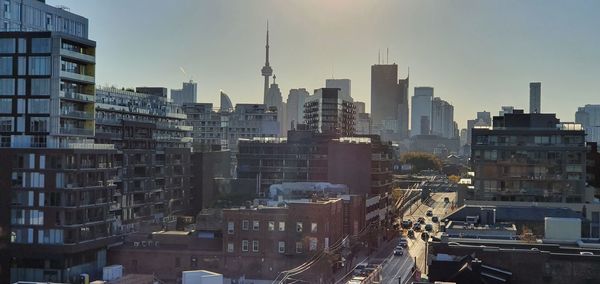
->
xmin=171 ymin=80 xmax=197 ymax=105
xmin=411 ymin=87 xmax=434 ymax=136
xmin=261 ymin=23 xmax=273 ymax=105
xmin=286 ymin=88 xmax=309 ymax=130
xmin=325 ymin=79 xmax=352 ymax=101
xmin=431 ymin=97 xmax=456 ymax=138
xmin=304 ymin=88 xmax=355 ymax=136
xmin=476 ymin=111 xmax=491 ymax=125
xmin=266 ymin=76 xmax=286 ymax=136
xmin=576 ymin=104 xmax=600 ymax=143
xmin=499 ymin=106 xmax=514 ymax=116
xmin=530 ymin=82 xmax=541 ymax=113
xmin=370 ymin=63 xmax=409 ymax=140
xmin=354 ymin=101 xmax=366 ymax=114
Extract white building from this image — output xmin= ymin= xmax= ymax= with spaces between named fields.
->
xmin=286 ymin=88 xmax=309 ymax=131
xmin=576 ymin=104 xmax=600 ymax=143
xmin=411 ymin=87 xmax=434 ymax=136
xmin=325 ymin=78 xmax=352 ymax=102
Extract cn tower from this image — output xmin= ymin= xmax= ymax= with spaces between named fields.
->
xmin=261 ymin=21 xmax=273 ymax=105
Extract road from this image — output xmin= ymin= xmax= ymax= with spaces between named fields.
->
xmin=379 ymin=191 xmax=457 ymax=283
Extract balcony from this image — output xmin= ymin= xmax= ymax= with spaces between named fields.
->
xmin=60 ymin=91 xmax=95 ymax=102
xmin=60 ymin=109 xmax=94 ymax=120
xmin=60 ymin=70 xmax=95 ymax=84
xmin=60 ymin=127 xmax=94 ymax=136
xmin=60 ymin=48 xmax=95 ymax=63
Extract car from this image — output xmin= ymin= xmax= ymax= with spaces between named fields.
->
xmin=413 ymin=223 xmax=421 ymax=231
xmin=444 ymin=197 xmax=450 ymax=203
xmin=421 ymin=232 xmax=429 ymax=241
xmin=394 ymin=248 xmax=404 ymax=256
xmin=580 ymin=252 xmax=594 ymax=256
xmin=426 ymin=210 xmax=433 ymax=217
xmin=418 ymin=217 xmax=426 ymax=224
xmin=401 ymin=220 xmax=413 ymax=229
xmin=425 ymin=224 xmax=433 ymax=232
xmin=407 ymin=229 xmax=415 ymax=238
xmin=432 ymin=216 xmax=439 ymax=223
xmin=399 ymin=238 xmax=408 ymax=247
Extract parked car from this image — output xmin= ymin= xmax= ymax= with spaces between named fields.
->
xmin=421 ymin=232 xmax=430 ymax=241
xmin=407 ymin=229 xmax=415 ymax=238
xmin=401 ymin=220 xmax=413 ymax=229
xmin=425 ymin=224 xmax=433 ymax=232
xmin=426 ymin=210 xmax=433 ymax=217
xmin=413 ymin=223 xmax=421 ymax=231
xmin=432 ymin=216 xmax=439 ymax=223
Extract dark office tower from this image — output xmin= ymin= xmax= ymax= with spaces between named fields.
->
xmin=530 ymin=82 xmax=541 ymax=114
xmin=0 ymin=2 xmax=121 ymax=282
xmin=95 ymin=87 xmax=193 ymax=232
xmin=304 ymin=88 xmax=356 ymax=136
xmin=370 ymin=63 xmax=409 ymax=140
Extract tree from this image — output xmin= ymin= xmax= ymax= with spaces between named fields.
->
xmin=400 ymin=152 xmax=442 ymax=173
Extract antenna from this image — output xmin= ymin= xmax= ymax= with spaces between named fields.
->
xmin=378 ymin=50 xmax=380 ymax=64
xmin=387 ymin=48 xmax=389 ymax=64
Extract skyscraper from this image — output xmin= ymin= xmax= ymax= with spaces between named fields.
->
xmin=325 ymin=78 xmax=352 ymax=102
xmin=261 ymin=23 xmax=273 ymax=105
xmin=431 ymin=97 xmax=456 ymax=138
xmin=304 ymin=88 xmax=355 ymax=136
xmin=530 ymin=82 xmax=541 ymax=113
xmin=286 ymin=88 xmax=309 ymax=130
xmin=411 ymin=87 xmax=434 ymax=136
xmin=266 ymin=76 xmax=286 ymax=136
xmin=170 ymin=80 xmax=197 ymax=105
xmin=576 ymin=104 xmax=600 ymax=143
xmin=370 ymin=63 xmax=409 ymax=140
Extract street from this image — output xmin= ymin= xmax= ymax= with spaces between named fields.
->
xmin=379 ymin=191 xmax=457 ymax=283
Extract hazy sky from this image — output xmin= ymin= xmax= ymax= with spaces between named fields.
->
xmin=48 ymin=0 xmax=600 ymax=128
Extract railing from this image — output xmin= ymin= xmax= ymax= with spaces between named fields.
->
xmin=60 ymin=109 xmax=94 ymax=120
xmin=66 ymin=143 xmax=114 ymax=150
xmin=60 ymin=127 xmax=94 ymax=136
xmin=59 ymin=91 xmax=95 ymax=102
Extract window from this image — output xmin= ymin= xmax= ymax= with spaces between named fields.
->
xmin=0 ymin=117 xmax=12 ymax=132
xmin=0 ymin=56 xmax=12 ymax=75
xmin=242 ymin=240 xmax=249 ymax=252
xmin=278 ymin=241 xmax=285 ymax=253
xmin=296 ymin=222 xmax=303 ymax=232
xmin=227 ymin=221 xmax=234 ymax=234
xmin=31 ymin=79 xmax=50 ymax=96
xmin=227 ymin=242 xmax=234 ymax=253
xmin=17 ymin=56 xmax=25 ymax=75
xmin=252 ymin=240 xmax=259 ymax=252
xmin=31 ymin=38 xmax=51 ymax=53
xmin=296 ymin=242 xmax=303 ymax=253
xmin=10 ymin=209 xmax=25 ymax=224
xmin=278 ymin=221 xmax=285 ymax=231
xmin=0 ymin=99 xmax=11 ymax=113
xmin=0 ymin=38 xmax=15 ymax=52
xmin=28 ymin=99 xmax=49 ymax=114
xmin=17 ymin=38 xmax=26 ymax=53
xmin=30 ymin=117 xmax=48 ymax=132
xmin=28 ymin=56 xmax=51 ymax=75
xmin=0 ymin=78 xmax=14 ymax=95
xmin=17 ymin=79 xmax=24 ymax=96
xmin=30 ymin=210 xmax=44 ymax=225
xmin=268 ymin=221 xmax=275 ymax=231
xmin=242 ymin=220 xmax=249 ymax=231
xmin=253 ymin=220 xmax=259 ymax=231
xmin=37 ymin=229 xmax=63 ymax=244
xmin=309 ymin=237 xmax=317 ymax=251
xmin=311 ymin=222 xmax=318 ymax=233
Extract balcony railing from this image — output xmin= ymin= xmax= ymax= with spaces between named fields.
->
xmin=59 ymin=91 xmax=95 ymax=102
xmin=60 ymin=127 xmax=94 ymax=136
xmin=60 ymin=109 xmax=94 ymax=120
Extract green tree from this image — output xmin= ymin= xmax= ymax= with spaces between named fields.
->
xmin=400 ymin=152 xmax=442 ymax=173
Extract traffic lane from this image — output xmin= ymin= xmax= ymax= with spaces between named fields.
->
xmin=380 ymin=252 xmax=408 ymax=281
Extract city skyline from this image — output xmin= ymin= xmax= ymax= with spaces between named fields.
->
xmin=47 ymin=0 xmax=600 ymax=129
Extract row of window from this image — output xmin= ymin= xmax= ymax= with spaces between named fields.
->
xmin=0 ymin=56 xmax=51 ymax=76
xmin=0 ymin=78 xmax=50 ymax=96
xmin=10 ymin=209 xmax=44 ymax=225
xmin=0 ymin=38 xmax=51 ymax=54
xmin=11 ymin=228 xmax=63 ymax=245
xmin=0 ymin=98 xmax=50 ymax=114
xmin=226 ymin=239 xmax=318 ymax=254
xmin=227 ymin=220 xmax=318 ymax=234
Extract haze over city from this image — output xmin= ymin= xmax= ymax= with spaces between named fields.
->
xmin=48 ymin=0 xmax=600 ymax=127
